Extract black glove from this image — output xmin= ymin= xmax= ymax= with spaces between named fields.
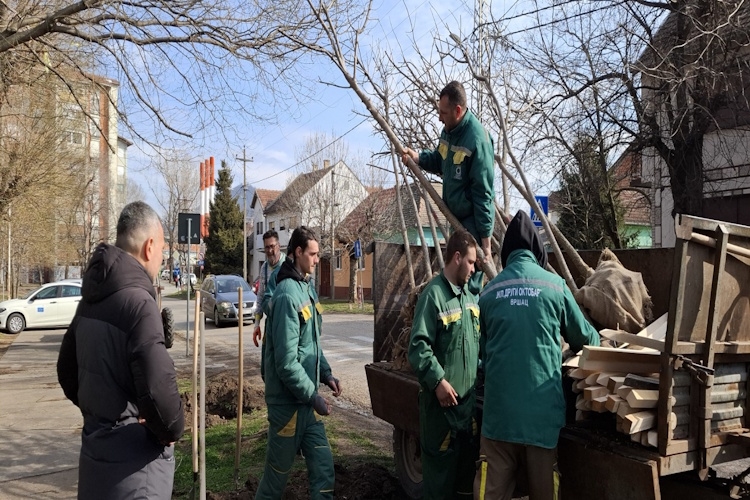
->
xmin=312 ymin=394 xmax=330 ymax=416
xmin=326 ymin=376 xmax=341 ymax=395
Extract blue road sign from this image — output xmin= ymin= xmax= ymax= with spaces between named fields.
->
xmin=530 ymin=195 xmax=549 ymax=227
xmin=353 ymin=239 xmax=362 ymax=259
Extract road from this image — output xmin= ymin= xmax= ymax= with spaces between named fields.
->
xmin=161 ymin=296 xmax=375 ymax=412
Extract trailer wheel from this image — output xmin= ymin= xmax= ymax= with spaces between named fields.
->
xmin=393 ymin=428 xmax=423 ymax=499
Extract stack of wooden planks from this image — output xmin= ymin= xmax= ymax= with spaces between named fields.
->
xmin=567 ymin=313 xmax=748 ymax=449
xmin=569 ymin=348 xmax=664 ymax=448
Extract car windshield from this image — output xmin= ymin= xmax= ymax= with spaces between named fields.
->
xmin=216 ymin=279 xmax=251 ymax=294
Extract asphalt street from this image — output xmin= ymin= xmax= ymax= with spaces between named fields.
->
xmin=161 ymin=296 xmax=376 ymax=411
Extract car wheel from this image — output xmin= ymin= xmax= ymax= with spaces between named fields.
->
xmin=6 ymin=313 xmax=25 ymax=335
xmin=213 ymin=308 xmax=223 ymax=328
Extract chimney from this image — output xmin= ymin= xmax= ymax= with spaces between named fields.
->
xmin=323 ymin=159 xmax=330 ymax=169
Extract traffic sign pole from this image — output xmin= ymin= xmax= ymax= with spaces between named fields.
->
xmin=186 ymin=218 xmax=191 ymax=358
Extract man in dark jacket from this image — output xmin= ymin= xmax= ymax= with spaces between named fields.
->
xmin=57 ymin=201 xmax=184 ymax=500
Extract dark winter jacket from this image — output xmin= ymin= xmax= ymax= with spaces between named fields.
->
xmin=57 ymin=243 xmax=184 ymax=498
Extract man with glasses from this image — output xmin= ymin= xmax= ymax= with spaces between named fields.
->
xmin=253 ymin=230 xmax=284 ymax=347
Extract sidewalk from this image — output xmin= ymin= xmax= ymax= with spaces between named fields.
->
xmin=0 ymin=329 xmax=80 ymax=499
xmin=0 ymin=326 xmax=191 ymax=499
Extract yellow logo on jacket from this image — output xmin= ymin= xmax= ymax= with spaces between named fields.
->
xmin=438 ymin=140 xmax=449 ymax=160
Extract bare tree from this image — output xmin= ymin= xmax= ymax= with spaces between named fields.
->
xmin=150 ymin=150 xmax=199 ymax=271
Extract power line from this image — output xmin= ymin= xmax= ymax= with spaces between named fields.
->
xmin=249 ymin=118 xmax=369 ymax=185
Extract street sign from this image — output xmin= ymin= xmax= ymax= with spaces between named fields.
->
xmin=530 ymin=196 xmax=549 ymax=228
xmin=178 ymin=213 xmax=201 ymax=244
xmin=353 ymin=239 xmax=362 ymax=259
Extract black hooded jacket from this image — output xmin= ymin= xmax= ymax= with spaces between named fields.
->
xmin=57 ymin=243 xmax=184 ymax=445
xmin=500 ymin=210 xmax=548 ymax=269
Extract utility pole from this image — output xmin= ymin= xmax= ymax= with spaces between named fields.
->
xmin=236 ymin=148 xmax=253 ymax=282
xmin=330 ymin=168 xmax=335 ymax=299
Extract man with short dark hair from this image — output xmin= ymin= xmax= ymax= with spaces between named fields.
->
xmin=402 ymin=80 xmax=495 ymax=285
xmin=253 ymin=229 xmax=284 ymax=347
xmin=256 ymin=226 xmax=342 ymax=500
xmin=57 ymin=201 xmax=184 ymax=500
xmin=408 ymin=228 xmax=480 ymax=500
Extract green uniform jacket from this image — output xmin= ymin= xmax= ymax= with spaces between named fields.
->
xmin=419 ymin=110 xmax=495 ymax=240
xmin=263 ymin=259 xmax=332 ymax=406
xmin=479 ymin=249 xmax=600 ymax=448
xmin=408 ymin=272 xmax=480 ymax=400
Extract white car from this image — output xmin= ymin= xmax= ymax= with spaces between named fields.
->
xmin=0 ymin=281 xmax=83 ymax=334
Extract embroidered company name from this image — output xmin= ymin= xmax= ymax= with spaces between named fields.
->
xmin=496 ymin=287 xmax=542 ymax=307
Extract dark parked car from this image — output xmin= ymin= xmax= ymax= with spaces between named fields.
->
xmin=200 ymin=275 xmax=257 ymax=327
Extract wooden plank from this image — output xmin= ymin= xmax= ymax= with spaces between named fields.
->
xmin=624 ymin=411 xmax=657 ymax=434
xmin=637 ymin=313 xmax=668 ymax=341
xmin=585 ymin=372 xmax=601 ymax=386
xmin=584 ymin=386 xmax=609 ymax=401
xmin=607 ymin=376 xmax=626 ymax=393
xmin=576 ymin=379 xmax=589 ymax=391
xmin=673 ymin=386 xmax=691 ymax=407
xmin=580 ymin=345 xmax=661 ymax=374
xmin=568 ymin=367 xmax=597 ymax=380
xmin=599 ymin=329 xmax=665 ymax=351
xmin=626 ymin=389 xmax=659 ymax=409
xmin=605 ymin=394 xmax=623 ymax=413
xmin=591 ymin=396 xmax=609 ymax=413
xmin=575 ymin=395 xmax=592 ymax=411
xmin=712 ymin=418 xmax=744 ymax=433
xmin=712 ymin=405 xmax=744 ymax=422
xmin=646 ymin=430 xmax=658 ymax=448
xmin=616 ymin=385 xmax=633 ymax=399
xmin=596 ymin=372 xmax=624 ymax=387
xmin=671 ymin=424 xmax=689 ymax=440
xmin=623 ymin=374 xmax=660 ymax=391
xmin=631 ymin=431 xmax=643 ymax=443
xmin=571 ymin=381 xmax=582 ymax=394
xmin=563 ymin=355 xmax=580 ymax=368
xmin=617 ymin=402 xmax=636 ymax=419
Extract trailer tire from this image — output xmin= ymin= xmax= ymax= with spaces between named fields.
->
xmin=161 ymin=307 xmax=174 ymax=349
xmin=393 ymin=428 xmax=423 ymax=499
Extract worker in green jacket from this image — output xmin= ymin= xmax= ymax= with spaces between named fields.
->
xmin=256 ymin=226 xmax=342 ymax=500
xmin=253 ymin=229 xmax=284 ymax=347
xmin=475 ymin=211 xmax=600 ymax=500
xmin=408 ymin=229 xmax=481 ymax=500
xmin=402 ymin=81 xmax=495 ymax=292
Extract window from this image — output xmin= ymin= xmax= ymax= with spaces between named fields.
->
xmin=279 ymin=218 xmax=286 ymax=231
xmin=35 ymin=286 xmax=59 ymax=300
xmin=289 ymin=217 xmax=298 ymax=230
xmin=64 ymin=131 xmax=83 ymax=144
xmin=335 ymin=250 xmax=342 ymax=270
xmin=62 ymin=285 xmax=81 ymax=297
xmin=256 ymin=221 xmax=264 ymax=235
xmin=269 ymin=221 xmax=275 ymax=231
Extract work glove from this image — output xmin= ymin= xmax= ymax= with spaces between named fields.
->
xmin=325 ymin=375 xmax=342 ymax=397
xmin=312 ymin=394 xmax=330 ymax=416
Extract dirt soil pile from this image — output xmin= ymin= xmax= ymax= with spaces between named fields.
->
xmin=182 ymin=372 xmax=265 ymax=428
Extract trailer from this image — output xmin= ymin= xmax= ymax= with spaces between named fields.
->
xmin=366 ymin=215 xmax=750 ymax=498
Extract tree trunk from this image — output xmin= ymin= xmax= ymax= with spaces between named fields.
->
xmin=348 ymin=255 xmax=356 ymax=302
xmin=667 ymin=138 xmax=704 ymax=217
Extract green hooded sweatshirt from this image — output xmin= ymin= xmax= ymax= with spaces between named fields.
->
xmin=479 ymin=211 xmax=600 ymax=449
xmin=263 ymin=259 xmax=332 ymax=406
xmin=419 ymin=109 xmax=495 ymax=241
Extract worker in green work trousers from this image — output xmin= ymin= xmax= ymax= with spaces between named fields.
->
xmin=255 ymin=226 xmax=342 ymax=500
xmin=402 ymin=80 xmax=495 ymax=293
xmin=408 ymin=229 xmax=481 ymax=499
